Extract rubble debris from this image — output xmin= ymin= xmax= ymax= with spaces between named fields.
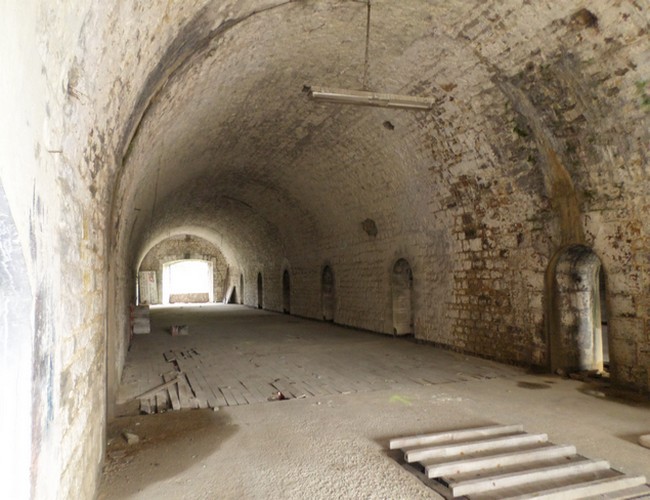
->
xmin=639 ymin=434 xmax=650 ymax=449
xmin=122 ymin=431 xmax=140 ymax=445
xmin=171 ymin=325 xmax=189 ymax=336
xmin=268 ymin=391 xmax=287 ymax=401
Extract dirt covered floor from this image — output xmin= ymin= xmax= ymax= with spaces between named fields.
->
xmin=99 ymin=306 xmax=650 ymax=499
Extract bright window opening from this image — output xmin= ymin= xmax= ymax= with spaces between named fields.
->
xmin=162 ymin=260 xmax=213 ymax=304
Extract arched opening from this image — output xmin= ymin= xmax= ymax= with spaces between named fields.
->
xmin=162 ymin=259 xmax=213 ymax=304
xmin=137 ymin=234 xmax=229 ymax=304
xmin=257 ymin=272 xmax=263 ymax=309
xmin=282 ymin=269 xmax=291 ymax=314
xmin=599 ymin=266 xmax=609 ymax=369
xmin=321 ymin=265 xmax=335 ymax=321
xmin=240 ymin=273 xmax=244 ymax=305
xmin=392 ymin=258 xmax=413 ymax=335
xmin=548 ymin=245 xmax=607 ymax=373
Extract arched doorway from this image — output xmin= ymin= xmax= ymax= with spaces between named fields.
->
xmin=162 ymin=259 xmax=213 ymax=304
xmin=282 ymin=269 xmax=291 ymax=314
xmin=240 ymin=273 xmax=244 ymax=305
xmin=548 ymin=245 xmax=607 ymax=373
xmin=392 ymin=258 xmax=413 ymax=335
xmin=321 ymin=266 xmax=335 ymax=321
xmin=599 ymin=266 xmax=609 ymax=369
xmin=257 ymin=272 xmax=263 ymax=309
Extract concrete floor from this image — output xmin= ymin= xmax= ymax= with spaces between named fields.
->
xmin=100 ymin=305 xmax=650 ymax=499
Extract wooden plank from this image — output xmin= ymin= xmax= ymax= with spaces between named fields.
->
xmin=407 ymin=433 xmax=548 ymax=463
xmin=140 ymin=398 xmax=152 ymax=415
xmin=227 ymin=386 xmax=248 ymax=405
xmin=218 ymin=386 xmax=239 ymax=406
xmin=189 ymin=365 xmax=223 ymax=408
xmin=502 ymin=475 xmax=647 ymax=500
xmin=285 ymin=379 xmax=314 ymax=399
xmin=425 ymin=445 xmax=577 ymax=478
xmin=237 ymin=381 xmax=267 ymax=403
xmin=242 ymin=378 xmax=275 ymax=402
xmin=195 ymin=369 xmax=228 ymax=407
xmin=193 ymin=356 xmax=235 ymax=405
xmin=293 ymin=380 xmax=317 ymax=397
xmin=390 ymin=424 xmax=524 ymax=450
xmin=176 ymin=374 xmax=195 ymax=409
xmin=271 ymin=378 xmax=297 ymax=398
xmin=155 ymin=393 xmax=167 ymax=413
xmin=300 ymin=379 xmax=330 ymax=397
xmin=175 ymin=355 xmax=207 ymax=408
xmin=135 ymin=375 xmax=181 ymax=400
xmin=304 ymin=374 xmax=338 ymax=396
xmin=184 ymin=369 xmax=210 ymax=409
xmin=452 ymin=460 xmax=610 ymax=496
xmin=163 ymin=373 xmax=181 ymax=411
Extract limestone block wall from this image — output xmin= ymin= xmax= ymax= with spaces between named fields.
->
xmin=264 ymin=3 xmax=650 ymax=393
xmin=122 ymin=1 xmax=649 ymax=394
xmin=1 ymin=1 xmax=109 ymax=498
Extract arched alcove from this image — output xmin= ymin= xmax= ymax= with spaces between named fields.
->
xmin=282 ymin=269 xmax=291 ymax=314
xmin=392 ymin=259 xmax=414 ymax=335
xmin=548 ymin=245 xmax=607 ymax=373
xmin=257 ymin=272 xmax=263 ymax=309
xmin=321 ymin=265 xmax=335 ymax=321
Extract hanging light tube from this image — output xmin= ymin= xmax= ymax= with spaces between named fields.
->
xmin=307 ymin=85 xmax=435 ymax=110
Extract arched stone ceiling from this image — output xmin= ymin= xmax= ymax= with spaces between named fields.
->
xmin=136 ymin=225 xmax=241 ymax=271
xmin=113 ymin=0 xmax=649 ymax=271
xmin=122 ymin=0 xmax=451 ymax=267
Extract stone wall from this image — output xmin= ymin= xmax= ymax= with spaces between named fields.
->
xmin=1 ymin=1 xmax=108 ymax=498
xmin=121 ymin=1 xmax=649 ymax=394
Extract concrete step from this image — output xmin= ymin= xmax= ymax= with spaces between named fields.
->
xmin=501 ymin=474 xmax=647 ymax=500
xmin=581 ymin=483 xmax=650 ymax=499
xmin=424 ymin=444 xmax=577 ymax=478
xmin=451 ymin=459 xmax=611 ymax=496
xmin=391 ymin=423 xmax=649 ymax=499
xmin=389 ymin=424 xmax=524 ymax=450
xmin=405 ymin=433 xmax=548 ymax=463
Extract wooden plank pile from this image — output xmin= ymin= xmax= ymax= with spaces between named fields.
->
xmin=138 ymin=347 xmax=269 ymax=413
xmin=390 ymin=424 xmax=650 ymax=499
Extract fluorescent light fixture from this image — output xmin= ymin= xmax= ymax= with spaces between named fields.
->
xmin=307 ymin=85 xmax=435 ymax=110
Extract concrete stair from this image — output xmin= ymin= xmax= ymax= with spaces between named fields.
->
xmin=390 ymin=424 xmax=650 ymax=499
